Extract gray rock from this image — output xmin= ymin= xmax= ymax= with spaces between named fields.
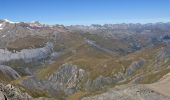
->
xmin=0 ymin=83 xmax=32 ymax=100
xmin=22 ymin=63 xmax=88 ymax=96
xmin=85 ymin=76 xmax=112 ymax=91
xmin=156 ymin=43 xmax=170 ymax=64
xmin=0 ymin=92 xmax=6 ymax=100
xmin=48 ymin=63 xmax=87 ymax=91
xmin=0 ymin=65 xmax=20 ymax=80
xmin=0 ymin=42 xmax=53 ymax=64
xmin=125 ymin=58 xmax=145 ymax=76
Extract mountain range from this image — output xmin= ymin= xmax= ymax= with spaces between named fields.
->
xmin=0 ymin=19 xmax=170 ymax=100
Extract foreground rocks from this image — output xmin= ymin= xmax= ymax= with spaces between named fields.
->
xmin=0 ymin=91 xmax=6 ymax=100
xmin=0 ymin=83 xmax=58 ymax=100
xmin=0 ymin=83 xmax=31 ymax=100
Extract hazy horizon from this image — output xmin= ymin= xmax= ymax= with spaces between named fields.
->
xmin=1 ymin=0 xmax=170 ymax=25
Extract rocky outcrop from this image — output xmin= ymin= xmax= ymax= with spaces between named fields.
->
xmin=84 ymin=76 xmax=113 ymax=91
xmin=48 ymin=63 xmax=88 ymax=95
xmin=85 ymin=39 xmax=114 ymax=55
xmin=125 ymin=58 xmax=145 ymax=76
xmin=0 ymin=91 xmax=6 ymax=100
xmin=21 ymin=61 xmax=148 ymax=97
xmin=157 ymin=43 xmax=170 ymax=62
xmin=21 ymin=63 xmax=88 ymax=96
xmin=0 ymin=42 xmax=53 ymax=64
xmin=0 ymin=65 xmax=20 ymax=80
xmin=0 ymin=83 xmax=32 ymax=100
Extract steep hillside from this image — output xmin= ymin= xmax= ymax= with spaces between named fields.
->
xmin=0 ymin=20 xmax=170 ymax=99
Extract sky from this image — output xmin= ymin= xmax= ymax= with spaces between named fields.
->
xmin=0 ymin=0 xmax=170 ymax=25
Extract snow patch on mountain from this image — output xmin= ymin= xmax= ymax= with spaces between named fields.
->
xmin=0 ymin=24 xmax=3 ymax=30
xmin=4 ymin=19 xmax=19 ymax=24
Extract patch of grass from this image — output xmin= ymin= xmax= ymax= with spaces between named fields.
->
xmin=141 ymin=68 xmax=170 ymax=84
xmin=11 ymin=76 xmax=30 ymax=85
xmin=37 ymin=50 xmax=74 ymax=79
xmin=7 ymin=35 xmax=47 ymax=51
xmin=37 ymin=42 xmax=132 ymax=80
xmin=0 ymin=73 xmax=12 ymax=82
xmin=22 ymin=87 xmax=50 ymax=98
xmin=67 ymin=91 xmax=88 ymax=100
xmin=83 ymin=33 xmax=134 ymax=55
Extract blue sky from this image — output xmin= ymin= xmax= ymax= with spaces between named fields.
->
xmin=0 ymin=0 xmax=170 ymax=25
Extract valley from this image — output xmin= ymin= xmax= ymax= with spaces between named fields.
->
xmin=0 ymin=20 xmax=170 ymax=100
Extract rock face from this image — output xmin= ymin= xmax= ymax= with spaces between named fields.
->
xmin=85 ymin=76 xmax=113 ymax=91
xmin=0 ymin=65 xmax=20 ymax=80
xmin=125 ymin=59 xmax=145 ymax=76
xmin=0 ymin=91 xmax=6 ymax=100
xmin=82 ymin=84 xmax=170 ymax=100
xmin=22 ymin=63 xmax=88 ymax=96
xmin=48 ymin=63 xmax=88 ymax=95
xmin=0 ymin=83 xmax=32 ymax=100
xmin=0 ymin=42 xmax=53 ymax=64
xmin=157 ymin=43 xmax=170 ymax=62
xmin=20 ymin=60 xmax=148 ymax=97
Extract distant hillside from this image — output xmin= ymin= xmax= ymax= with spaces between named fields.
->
xmin=0 ymin=19 xmax=170 ymax=99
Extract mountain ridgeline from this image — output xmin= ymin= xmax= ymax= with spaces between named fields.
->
xmin=0 ymin=19 xmax=170 ymax=100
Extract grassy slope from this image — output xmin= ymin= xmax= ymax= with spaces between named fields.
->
xmin=7 ymin=35 xmax=48 ymax=51
xmin=36 ymin=32 xmax=170 ymax=82
xmin=37 ymin=32 xmax=130 ymax=80
xmin=4 ymin=32 xmax=170 ymax=99
xmin=120 ymin=42 xmax=170 ymax=83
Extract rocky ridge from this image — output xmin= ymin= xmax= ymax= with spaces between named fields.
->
xmin=0 ymin=20 xmax=170 ymax=99
xmin=0 ymin=42 xmax=53 ymax=64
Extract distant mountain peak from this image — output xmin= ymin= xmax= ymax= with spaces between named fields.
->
xmin=3 ymin=19 xmax=19 ymax=24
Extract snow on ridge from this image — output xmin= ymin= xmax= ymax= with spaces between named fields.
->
xmin=4 ymin=19 xmax=19 ymax=24
xmin=0 ymin=24 xmax=3 ymax=30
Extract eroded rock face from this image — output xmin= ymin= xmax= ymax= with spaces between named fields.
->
xmin=22 ymin=63 xmax=88 ymax=96
xmin=0 ymin=42 xmax=53 ymax=64
xmin=85 ymin=76 xmax=113 ymax=91
xmin=0 ymin=91 xmax=6 ymax=100
xmin=0 ymin=65 xmax=20 ymax=80
xmin=21 ymin=63 xmax=122 ymax=96
xmin=48 ymin=63 xmax=88 ymax=95
xmin=21 ymin=61 xmax=149 ymax=97
xmin=125 ymin=58 xmax=145 ymax=76
xmin=157 ymin=43 xmax=170 ymax=63
xmin=0 ymin=83 xmax=32 ymax=100
xmin=75 ymin=59 xmax=145 ymax=92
